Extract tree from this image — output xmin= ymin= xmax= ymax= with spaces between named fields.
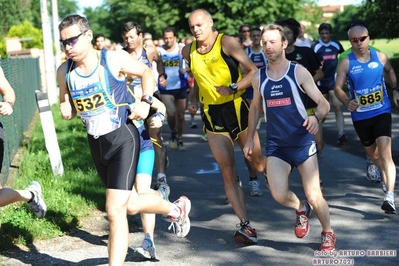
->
xmin=0 ymin=0 xmax=29 ymax=37
xmin=7 ymin=20 xmax=43 ymax=49
xmin=87 ymin=0 xmax=319 ymax=44
xmin=330 ymin=5 xmax=362 ymax=41
xmin=360 ymin=0 xmax=399 ymax=40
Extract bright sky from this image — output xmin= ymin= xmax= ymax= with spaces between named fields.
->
xmin=78 ymin=0 xmax=364 ymax=10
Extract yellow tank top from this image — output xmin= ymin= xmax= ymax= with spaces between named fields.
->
xmin=189 ymin=33 xmax=244 ymax=106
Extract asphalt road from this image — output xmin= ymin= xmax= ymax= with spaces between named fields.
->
xmin=1 ymin=108 xmax=399 ymax=266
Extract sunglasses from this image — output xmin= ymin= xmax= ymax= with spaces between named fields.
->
xmin=350 ymin=35 xmax=368 ymax=43
xmin=60 ymin=31 xmax=87 ymax=47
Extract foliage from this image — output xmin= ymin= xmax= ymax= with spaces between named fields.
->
xmin=0 ymin=41 xmax=6 ymax=59
xmin=87 ymin=0 xmax=317 ymax=44
xmin=0 ymin=105 xmax=105 ymax=251
xmin=360 ymin=0 xmax=399 ymax=40
xmin=330 ymin=5 xmax=361 ymax=41
xmin=7 ymin=20 xmax=43 ymax=50
xmin=0 ymin=0 xmax=30 ymax=37
xmin=56 ymin=0 xmax=79 ymax=21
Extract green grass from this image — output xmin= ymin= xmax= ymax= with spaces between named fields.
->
xmin=0 ymin=105 xmax=105 ymax=251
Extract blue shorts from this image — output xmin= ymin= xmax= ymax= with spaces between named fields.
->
xmin=136 ymin=124 xmax=154 ymax=176
xmin=266 ymin=141 xmax=317 ymax=168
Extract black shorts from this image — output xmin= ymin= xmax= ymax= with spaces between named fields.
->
xmin=88 ymin=122 xmax=140 ymax=190
xmin=158 ymin=87 xmax=188 ymax=100
xmin=201 ymin=97 xmax=249 ymax=140
xmin=353 ymin=113 xmax=392 ymax=147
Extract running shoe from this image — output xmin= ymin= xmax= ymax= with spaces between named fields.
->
xmin=337 ymin=133 xmax=347 ymax=146
xmin=366 ymin=156 xmax=382 ymax=183
xmin=169 ymin=136 xmax=177 ymax=149
xmin=168 ymin=196 xmax=191 ymax=237
xmin=26 ymin=181 xmax=47 ymax=218
xmin=320 ymin=231 xmax=336 ymax=251
xmin=134 ymin=238 xmax=156 ymax=260
xmin=159 ymin=182 xmax=170 ymax=202
xmin=189 ymin=121 xmax=197 ymax=128
xmin=249 ymin=179 xmax=263 ymax=196
xmin=295 ymin=201 xmax=312 ymax=238
xmin=178 ymin=140 xmax=186 ymax=151
xmin=381 ymin=199 xmax=396 ymax=214
xmin=233 ymin=221 xmax=258 ymax=244
xmin=201 ymin=133 xmax=208 ymax=142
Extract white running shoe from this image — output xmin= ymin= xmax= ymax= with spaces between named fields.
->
xmin=366 ymin=156 xmax=382 ymax=183
xmin=26 ymin=181 xmax=47 ymax=218
xmin=168 ymin=196 xmax=191 ymax=237
xmin=134 ymin=238 xmax=156 ymax=260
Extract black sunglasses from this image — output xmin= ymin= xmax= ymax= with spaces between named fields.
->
xmin=60 ymin=31 xmax=87 ymax=47
xmin=350 ymin=36 xmax=368 ymax=43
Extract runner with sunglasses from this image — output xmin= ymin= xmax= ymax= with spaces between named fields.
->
xmin=335 ymin=24 xmax=399 ymax=215
xmin=57 ymin=14 xmax=191 ymax=265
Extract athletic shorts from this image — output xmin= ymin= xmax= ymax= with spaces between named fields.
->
xmin=158 ymin=87 xmax=187 ymax=100
xmin=353 ymin=113 xmax=391 ymax=147
xmin=266 ymin=141 xmax=317 ymax=168
xmin=201 ymin=96 xmax=249 ymax=140
xmin=318 ymin=85 xmax=333 ymax=95
xmin=136 ymin=124 xmax=154 ymax=176
xmin=87 ymin=122 xmax=140 ymax=190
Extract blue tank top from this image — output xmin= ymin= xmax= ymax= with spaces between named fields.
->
xmin=258 ymin=62 xmax=315 ymax=146
xmin=66 ymin=50 xmax=135 ymax=136
xmin=347 ymin=49 xmax=391 ymax=121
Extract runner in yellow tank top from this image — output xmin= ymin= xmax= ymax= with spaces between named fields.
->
xmin=183 ymin=8 xmax=266 ymax=245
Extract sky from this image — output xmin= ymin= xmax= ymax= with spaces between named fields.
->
xmin=78 ymin=0 xmax=364 ymax=11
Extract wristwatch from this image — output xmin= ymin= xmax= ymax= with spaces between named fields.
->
xmin=229 ymin=83 xmax=238 ymax=94
xmin=141 ymin=94 xmax=154 ymax=105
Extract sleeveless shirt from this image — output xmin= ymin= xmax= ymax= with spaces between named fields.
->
xmin=189 ymin=33 xmax=244 ymax=106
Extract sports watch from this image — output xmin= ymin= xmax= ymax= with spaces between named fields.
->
xmin=229 ymin=83 xmax=238 ymax=94
xmin=141 ymin=94 xmax=154 ymax=105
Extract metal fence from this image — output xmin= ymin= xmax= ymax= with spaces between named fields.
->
xmin=0 ymin=57 xmax=41 ymax=185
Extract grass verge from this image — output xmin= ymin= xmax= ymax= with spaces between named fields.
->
xmin=0 ymin=105 xmax=105 ymax=251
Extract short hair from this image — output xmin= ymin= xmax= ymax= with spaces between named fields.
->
xmin=347 ymin=25 xmax=369 ymax=38
xmin=163 ymin=26 xmax=177 ymax=36
xmin=250 ymin=27 xmax=261 ymax=33
xmin=318 ymin=23 xmax=333 ymax=33
xmin=261 ymin=23 xmax=287 ymax=42
xmin=95 ymin=33 xmax=105 ymax=40
xmin=121 ymin=22 xmax=142 ymax=36
xmin=59 ymin=14 xmax=91 ymax=33
xmin=275 ymin=18 xmax=301 ymax=40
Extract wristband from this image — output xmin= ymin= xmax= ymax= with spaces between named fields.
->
xmin=312 ymin=111 xmax=320 ymax=123
xmin=155 ymin=112 xmax=165 ymax=122
xmin=392 ymin=86 xmax=399 ymax=92
xmin=141 ymin=94 xmax=154 ymax=105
